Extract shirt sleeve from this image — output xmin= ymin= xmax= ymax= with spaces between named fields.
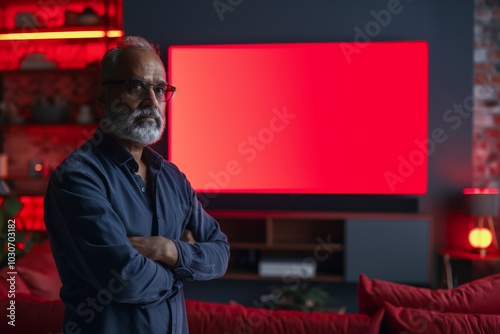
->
xmin=170 ymin=179 xmax=230 ymax=282
xmin=44 ymin=166 xmax=176 ymax=307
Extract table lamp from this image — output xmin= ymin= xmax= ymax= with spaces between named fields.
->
xmin=463 ymin=188 xmax=499 ymax=255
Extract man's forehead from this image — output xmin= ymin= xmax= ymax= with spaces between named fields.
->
xmin=115 ymin=48 xmax=165 ymax=77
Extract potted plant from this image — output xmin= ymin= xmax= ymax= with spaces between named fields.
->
xmin=260 ymin=283 xmax=345 ymax=313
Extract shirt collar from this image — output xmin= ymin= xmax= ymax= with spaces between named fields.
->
xmin=94 ymin=128 xmax=164 ymax=171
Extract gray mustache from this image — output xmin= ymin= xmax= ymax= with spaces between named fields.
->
xmin=133 ymin=107 xmax=161 ymax=119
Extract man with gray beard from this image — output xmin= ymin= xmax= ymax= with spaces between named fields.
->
xmin=44 ymin=36 xmax=230 ymax=334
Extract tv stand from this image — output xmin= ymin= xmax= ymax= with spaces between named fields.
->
xmin=209 ymin=210 xmax=432 ymax=285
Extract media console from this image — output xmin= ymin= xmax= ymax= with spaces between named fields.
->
xmin=208 ymin=210 xmax=433 ymax=285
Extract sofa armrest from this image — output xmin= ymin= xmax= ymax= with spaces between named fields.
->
xmin=0 ymin=294 xmax=64 ymax=334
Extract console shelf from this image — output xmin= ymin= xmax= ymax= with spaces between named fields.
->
xmin=209 ymin=210 xmax=432 ymax=284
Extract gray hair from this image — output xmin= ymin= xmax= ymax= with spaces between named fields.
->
xmin=100 ymin=36 xmax=160 ymax=83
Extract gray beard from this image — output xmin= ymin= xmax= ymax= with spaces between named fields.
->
xmin=102 ymin=105 xmax=165 ymax=145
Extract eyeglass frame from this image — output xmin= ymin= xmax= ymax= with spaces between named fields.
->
xmin=102 ymin=79 xmax=176 ymax=102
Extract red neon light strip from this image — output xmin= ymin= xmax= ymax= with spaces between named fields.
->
xmin=463 ymin=188 xmax=499 ymax=195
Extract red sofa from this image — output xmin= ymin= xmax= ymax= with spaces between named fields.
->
xmin=1 ymin=241 xmax=500 ymax=334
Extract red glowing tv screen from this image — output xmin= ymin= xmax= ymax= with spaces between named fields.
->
xmin=167 ymin=41 xmax=428 ymax=195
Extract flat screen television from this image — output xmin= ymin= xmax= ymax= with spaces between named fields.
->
xmin=167 ymin=41 xmax=428 ymax=201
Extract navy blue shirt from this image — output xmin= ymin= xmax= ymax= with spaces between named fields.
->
xmin=44 ymin=128 xmax=230 ymax=334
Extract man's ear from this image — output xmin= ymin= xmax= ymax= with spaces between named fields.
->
xmin=96 ymin=84 xmax=107 ymax=111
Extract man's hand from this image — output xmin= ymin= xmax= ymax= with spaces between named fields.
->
xmin=181 ymin=229 xmax=196 ymax=244
xmin=129 ymin=236 xmax=179 ymax=267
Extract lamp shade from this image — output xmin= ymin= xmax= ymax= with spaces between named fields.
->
xmin=463 ymin=188 xmax=499 ymax=216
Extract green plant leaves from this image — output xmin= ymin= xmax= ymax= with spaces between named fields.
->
xmin=2 ymin=196 xmax=22 ymax=218
xmin=261 ymin=283 xmax=335 ymax=312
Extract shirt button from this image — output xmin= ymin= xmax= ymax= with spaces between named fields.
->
xmin=141 ymin=187 xmax=146 ymax=192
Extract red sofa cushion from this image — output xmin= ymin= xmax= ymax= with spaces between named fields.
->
xmin=186 ymin=299 xmax=384 ymax=334
xmin=15 ymin=241 xmax=62 ymax=300
xmin=0 ymin=293 xmax=64 ymax=334
xmin=383 ymin=302 xmax=500 ymax=334
xmin=358 ymin=273 xmax=500 ymax=316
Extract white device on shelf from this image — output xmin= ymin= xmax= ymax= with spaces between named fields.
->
xmin=258 ymin=258 xmax=317 ymax=278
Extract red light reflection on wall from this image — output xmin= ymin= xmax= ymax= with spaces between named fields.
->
xmin=0 ymin=39 xmax=108 ymax=70
xmin=3 ymin=2 xmax=122 ymax=31
xmin=17 ymin=196 xmax=45 ymax=231
xmin=168 ymin=41 xmax=428 ymax=195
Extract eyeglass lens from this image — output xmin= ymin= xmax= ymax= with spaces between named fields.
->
xmin=128 ymin=81 xmax=174 ymax=102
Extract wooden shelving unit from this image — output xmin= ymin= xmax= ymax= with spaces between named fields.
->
xmin=0 ymin=0 xmax=122 ymax=196
xmin=213 ymin=211 xmax=345 ymax=281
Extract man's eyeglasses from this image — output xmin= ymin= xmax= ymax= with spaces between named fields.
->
xmin=102 ymin=79 xmax=176 ymax=102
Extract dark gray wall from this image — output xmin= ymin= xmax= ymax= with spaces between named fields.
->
xmin=123 ymin=0 xmax=473 ymax=299
xmin=124 ymin=0 xmax=473 ymax=238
